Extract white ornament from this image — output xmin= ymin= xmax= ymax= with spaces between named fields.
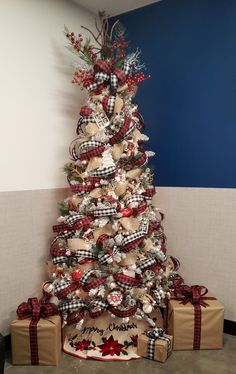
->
xmin=142 ymin=303 xmax=153 ymax=314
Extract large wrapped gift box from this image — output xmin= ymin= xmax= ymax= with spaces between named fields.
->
xmin=11 ymin=315 xmax=61 ymax=365
xmin=167 ymin=285 xmax=224 ymax=350
xmin=137 ymin=328 xmax=173 ymax=362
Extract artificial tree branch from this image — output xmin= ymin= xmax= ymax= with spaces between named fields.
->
xmin=110 ymin=20 xmax=119 ymax=39
xmin=81 ymin=25 xmax=102 ymax=46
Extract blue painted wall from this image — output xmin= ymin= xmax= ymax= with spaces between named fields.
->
xmin=113 ymin=0 xmax=236 ymax=187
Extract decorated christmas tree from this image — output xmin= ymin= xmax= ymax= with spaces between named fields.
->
xmin=44 ymin=15 xmax=181 ymax=360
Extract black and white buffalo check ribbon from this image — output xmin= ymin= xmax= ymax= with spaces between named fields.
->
xmin=98 ymin=253 xmax=112 ymax=265
xmin=52 ymin=256 xmax=68 ymax=265
xmin=79 ymin=140 xmax=103 ymax=151
xmin=51 ymin=230 xmax=75 ymax=246
xmin=123 ymin=121 xmax=136 ymax=138
xmin=106 ymin=95 xmax=116 ymax=115
xmin=58 ymin=299 xmax=87 ymax=312
xmin=74 ymin=250 xmax=97 ymax=260
xmin=79 ymin=269 xmax=97 ymax=286
xmin=80 ymin=116 xmax=96 ymax=124
xmin=89 ymin=299 xmax=107 ymax=312
xmin=145 ymin=327 xmax=171 ymax=360
xmin=66 ymin=213 xmax=84 ymax=226
xmin=136 ymin=257 xmax=156 ymax=271
xmin=92 ymin=206 xmax=117 ymax=217
xmin=126 ymin=195 xmax=145 ymax=205
xmin=123 ymin=61 xmax=131 ymax=75
xmin=54 ymin=281 xmax=71 ymax=294
xmin=122 ymin=230 xmax=144 ymax=246
xmin=90 ymin=165 xmax=116 ymax=177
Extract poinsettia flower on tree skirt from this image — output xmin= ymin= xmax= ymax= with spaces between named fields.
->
xmin=72 ymin=339 xmax=91 ymax=351
xmin=98 ymin=335 xmax=125 ymax=356
xmin=130 ymin=334 xmax=138 ymax=347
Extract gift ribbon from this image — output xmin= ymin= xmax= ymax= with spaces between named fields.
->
xmin=145 ymin=327 xmax=171 ymax=360
xmin=16 ymin=298 xmax=58 ymax=365
xmin=173 ymin=285 xmax=216 ymax=350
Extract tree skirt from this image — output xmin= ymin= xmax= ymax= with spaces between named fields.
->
xmin=63 ymin=310 xmax=163 ymax=360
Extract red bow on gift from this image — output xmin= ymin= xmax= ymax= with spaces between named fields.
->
xmin=16 ymin=298 xmax=59 ymax=365
xmin=17 ymin=297 xmax=58 ymax=321
xmin=173 ymin=285 xmax=216 ymax=350
xmin=174 ymin=285 xmax=214 ymax=307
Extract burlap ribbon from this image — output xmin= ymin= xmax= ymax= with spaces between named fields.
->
xmin=145 ymin=327 xmax=171 ymax=360
xmin=16 ymin=298 xmax=58 ymax=365
xmin=173 ymin=285 xmax=216 ymax=349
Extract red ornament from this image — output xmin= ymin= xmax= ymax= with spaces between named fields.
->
xmin=120 ymin=207 xmax=133 ymax=217
xmin=71 ymin=269 xmax=83 ymax=281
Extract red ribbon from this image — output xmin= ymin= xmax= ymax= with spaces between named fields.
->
xmin=173 ymin=285 xmax=216 ymax=350
xmin=16 ymin=298 xmax=58 ymax=365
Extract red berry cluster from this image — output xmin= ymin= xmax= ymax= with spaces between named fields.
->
xmin=126 ymin=72 xmax=149 ymax=86
xmin=111 ymin=35 xmax=128 ymax=60
xmin=66 ymin=31 xmax=97 ymax=62
xmin=66 ymin=31 xmax=83 ymax=51
xmin=72 ymin=68 xmax=94 ymax=90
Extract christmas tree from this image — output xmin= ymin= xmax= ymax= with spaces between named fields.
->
xmin=44 ymin=15 xmax=181 ymax=360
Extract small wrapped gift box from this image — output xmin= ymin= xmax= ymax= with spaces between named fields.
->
xmin=11 ymin=298 xmax=61 ymax=365
xmin=137 ymin=328 xmax=173 ymax=362
xmin=167 ymin=285 xmax=224 ymax=350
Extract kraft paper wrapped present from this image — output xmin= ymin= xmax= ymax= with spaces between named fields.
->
xmin=11 ymin=298 xmax=61 ymax=365
xmin=167 ymin=285 xmax=224 ymax=350
xmin=137 ymin=328 xmax=173 ymax=362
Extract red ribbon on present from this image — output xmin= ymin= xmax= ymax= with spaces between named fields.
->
xmin=16 ymin=298 xmax=58 ymax=365
xmin=173 ymin=285 xmax=216 ymax=350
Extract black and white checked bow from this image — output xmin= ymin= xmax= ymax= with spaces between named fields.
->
xmin=145 ymin=327 xmax=171 ymax=360
xmin=58 ymin=299 xmax=86 ymax=312
xmin=90 ymin=165 xmax=116 ymax=177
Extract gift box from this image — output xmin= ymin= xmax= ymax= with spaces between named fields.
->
xmin=137 ymin=328 xmax=173 ymax=362
xmin=167 ymin=285 xmax=224 ymax=350
xmin=11 ymin=298 xmax=61 ymax=365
